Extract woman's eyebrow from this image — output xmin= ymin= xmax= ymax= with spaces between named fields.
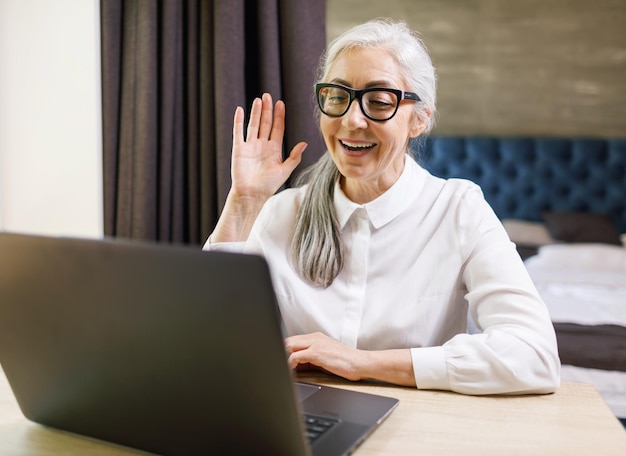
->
xmin=364 ymin=80 xmax=394 ymax=88
xmin=330 ymin=78 xmax=351 ymax=86
xmin=329 ymin=78 xmax=395 ymax=89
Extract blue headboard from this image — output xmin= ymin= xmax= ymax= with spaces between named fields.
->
xmin=415 ymin=137 xmax=626 ymax=233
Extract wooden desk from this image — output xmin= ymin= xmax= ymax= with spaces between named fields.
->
xmin=1 ymin=368 xmax=625 ymax=455
xmin=299 ymin=372 xmax=626 ymax=455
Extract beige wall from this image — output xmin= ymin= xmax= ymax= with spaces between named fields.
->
xmin=0 ymin=0 xmax=103 ymax=237
xmin=327 ymin=0 xmax=626 ymax=137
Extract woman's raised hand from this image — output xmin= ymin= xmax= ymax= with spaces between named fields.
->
xmin=207 ymin=93 xmax=307 ymax=243
xmin=231 ymin=93 xmax=307 ymax=201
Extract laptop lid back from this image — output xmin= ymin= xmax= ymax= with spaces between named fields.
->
xmin=0 ymin=232 xmax=309 ymax=455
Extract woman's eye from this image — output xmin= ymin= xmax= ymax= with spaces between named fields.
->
xmin=329 ymin=95 xmax=348 ymax=104
xmin=364 ymin=91 xmax=396 ymax=110
xmin=366 ymin=98 xmax=394 ymax=110
xmin=370 ymin=99 xmax=392 ymax=107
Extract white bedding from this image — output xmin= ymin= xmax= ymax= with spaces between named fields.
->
xmin=525 ymin=244 xmax=626 ymax=326
xmin=524 ymin=243 xmax=626 ymax=418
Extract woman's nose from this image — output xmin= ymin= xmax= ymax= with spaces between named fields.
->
xmin=341 ymin=99 xmax=368 ymax=129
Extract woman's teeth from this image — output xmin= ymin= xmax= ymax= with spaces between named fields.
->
xmin=340 ymin=140 xmax=375 ymax=152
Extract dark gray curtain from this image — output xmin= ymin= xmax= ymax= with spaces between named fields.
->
xmin=101 ymin=0 xmax=326 ymax=245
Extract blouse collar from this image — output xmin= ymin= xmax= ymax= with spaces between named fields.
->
xmin=334 ymin=154 xmax=426 ymax=230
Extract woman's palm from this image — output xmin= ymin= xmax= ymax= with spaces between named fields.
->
xmin=231 ymin=94 xmax=306 ymax=199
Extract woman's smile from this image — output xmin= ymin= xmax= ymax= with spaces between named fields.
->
xmin=339 ymin=138 xmax=377 ymax=156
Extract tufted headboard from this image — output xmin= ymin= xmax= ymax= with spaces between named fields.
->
xmin=415 ymin=137 xmax=626 ymax=234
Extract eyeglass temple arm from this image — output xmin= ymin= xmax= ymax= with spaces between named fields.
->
xmin=403 ymin=91 xmax=421 ymax=102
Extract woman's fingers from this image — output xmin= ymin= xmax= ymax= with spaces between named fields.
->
xmin=269 ymin=99 xmax=286 ymax=143
xmin=283 ymin=142 xmax=307 ymax=174
xmin=232 ymin=106 xmax=245 ymax=146
xmin=245 ymin=97 xmax=262 ymax=142
xmin=285 ymin=332 xmax=363 ymax=381
xmin=245 ymin=93 xmax=275 ymax=142
xmin=258 ymin=93 xmax=274 ymax=139
xmin=234 ymin=93 xmax=305 ymax=175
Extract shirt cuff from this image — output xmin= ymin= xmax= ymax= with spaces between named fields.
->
xmin=202 ymin=237 xmax=246 ymax=253
xmin=411 ymin=346 xmax=452 ymax=391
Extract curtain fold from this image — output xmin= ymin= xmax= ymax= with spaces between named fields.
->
xmin=101 ymin=0 xmax=326 ymax=245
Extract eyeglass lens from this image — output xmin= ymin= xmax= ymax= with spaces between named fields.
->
xmin=318 ymin=86 xmax=399 ymax=121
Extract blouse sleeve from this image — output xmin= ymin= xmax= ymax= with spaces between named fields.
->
xmin=201 ymin=195 xmax=283 ymax=254
xmin=201 ymin=237 xmax=246 ymax=253
xmin=411 ymin=184 xmax=561 ymax=395
xmin=202 ymin=194 xmax=284 ymax=256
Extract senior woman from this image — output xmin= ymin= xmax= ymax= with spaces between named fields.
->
xmin=204 ymin=19 xmax=560 ymax=395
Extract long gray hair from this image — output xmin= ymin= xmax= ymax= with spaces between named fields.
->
xmin=290 ymin=19 xmax=437 ymax=288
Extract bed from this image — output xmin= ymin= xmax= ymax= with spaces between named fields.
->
xmin=417 ymin=136 xmax=626 ymax=425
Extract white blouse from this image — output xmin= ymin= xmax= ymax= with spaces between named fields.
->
xmin=204 ymin=155 xmax=560 ymax=395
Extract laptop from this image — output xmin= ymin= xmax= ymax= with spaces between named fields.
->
xmin=0 ymin=232 xmax=398 ymax=455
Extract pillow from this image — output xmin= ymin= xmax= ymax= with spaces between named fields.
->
xmin=529 ymin=243 xmax=626 ymax=269
xmin=501 ymin=219 xmax=557 ymax=247
xmin=542 ymin=211 xmax=622 ymax=245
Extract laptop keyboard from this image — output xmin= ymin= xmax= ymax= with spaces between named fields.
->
xmin=303 ymin=413 xmax=340 ymax=443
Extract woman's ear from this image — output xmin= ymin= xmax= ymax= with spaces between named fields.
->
xmin=409 ymin=108 xmax=431 ymax=138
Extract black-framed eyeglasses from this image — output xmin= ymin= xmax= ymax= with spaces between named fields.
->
xmin=315 ymin=83 xmax=420 ymax=122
